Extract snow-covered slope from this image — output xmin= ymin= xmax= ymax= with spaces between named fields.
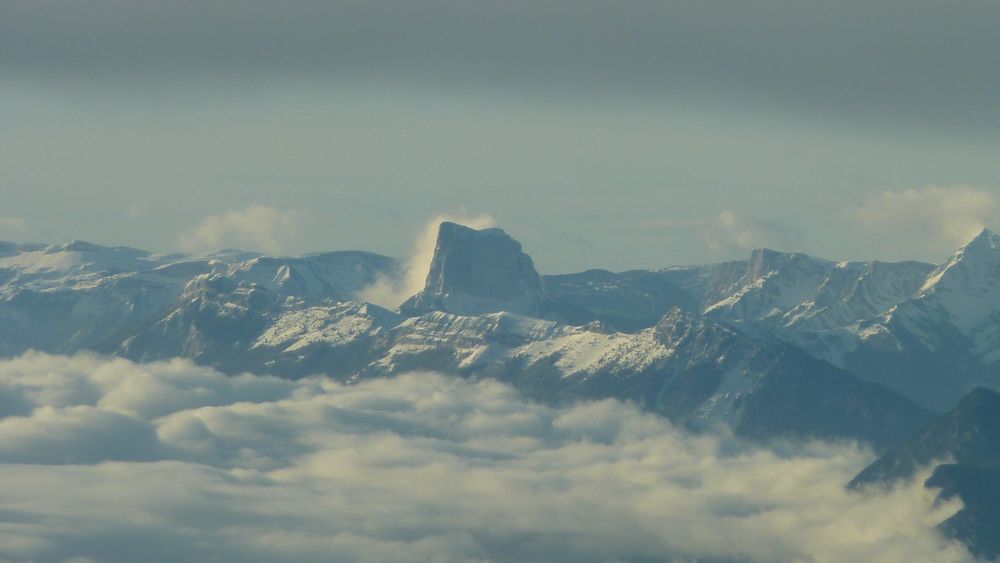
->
xmin=697 ymin=229 xmax=1000 ymax=411
xmin=0 ymin=240 xmax=174 ymax=292
xmin=1 ymin=223 xmax=997 ymax=422
xmin=901 ymin=229 xmax=1000 ymax=357
xmin=351 ymin=307 xmax=932 ymax=447
xmin=5 ymin=238 xmax=924 ymax=447
xmin=0 ymin=241 xmax=195 ymax=355
xmin=221 ymin=251 xmax=400 ymax=304
xmin=703 ymin=248 xmax=933 ymax=338
xmin=833 ymin=229 xmax=1000 ymax=410
xmin=0 ymin=240 xmax=400 ymax=358
xmin=705 ymin=249 xmax=837 ymax=324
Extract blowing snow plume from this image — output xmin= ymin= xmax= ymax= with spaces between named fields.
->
xmin=356 ymin=213 xmax=495 ymax=309
xmin=0 ymin=352 xmax=977 ymax=563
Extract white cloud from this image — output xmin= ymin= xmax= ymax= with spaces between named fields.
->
xmin=0 ymin=216 xmax=27 ymax=238
xmin=851 ymin=186 xmax=999 ymax=260
xmin=0 ymin=352 xmax=976 ymax=562
xmin=702 ymin=210 xmax=793 ymax=255
xmin=639 ymin=211 xmax=793 ymax=258
xmin=356 ymin=213 xmax=495 ymax=308
xmin=178 ymin=205 xmax=302 ymax=255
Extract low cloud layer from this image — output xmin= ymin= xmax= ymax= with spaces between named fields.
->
xmin=178 ymin=205 xmax=303 ymax=255
xmin=851 ymin=186 xmax=998 ymax=260
xmin=0 ymin=352 xmax=974 ymax=562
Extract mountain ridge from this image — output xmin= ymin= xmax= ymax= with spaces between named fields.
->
xmin=1 ymin=224 xmax=998 ymax=420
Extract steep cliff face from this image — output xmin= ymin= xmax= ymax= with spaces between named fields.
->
xmin=400 ymin=222 xmax=543 ymax=316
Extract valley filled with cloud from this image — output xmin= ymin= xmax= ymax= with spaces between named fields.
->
xmin=0 ymin=353 xmax=973 ymax=562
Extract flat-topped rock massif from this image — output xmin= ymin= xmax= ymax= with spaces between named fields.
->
xmin=401 ymin=222 xmax=543 ymax=317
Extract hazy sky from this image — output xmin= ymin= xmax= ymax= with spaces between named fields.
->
xmin=3 ymin=0 xmax=999 ymax=272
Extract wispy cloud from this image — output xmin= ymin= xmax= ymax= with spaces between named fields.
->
xmin=0 ymin=216 xmax=27 ymax=239
xmin=639 ymin=210 xmax=793 ymax=258
xmin=701 ymin=210 xmax=793 ymax=255
xmin=0 ymin=352 xmax=972 ymax=562
xmin=178 ymin=205 xmax=302 ymax=255
xmin=851 ymin=186 xmax=999 ymax=260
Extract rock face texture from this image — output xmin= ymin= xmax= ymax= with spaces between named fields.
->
xmin=401 ymin=222 xmax=543 ymax=316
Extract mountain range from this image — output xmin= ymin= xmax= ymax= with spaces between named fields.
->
xmin=5 ymin=223 xmax=999 ymax=411
xmin=5 ymin=221 xmax=1000 ymax=551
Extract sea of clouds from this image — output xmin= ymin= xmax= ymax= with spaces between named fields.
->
xmin=0 ymin=352 xmax=975 ymax=562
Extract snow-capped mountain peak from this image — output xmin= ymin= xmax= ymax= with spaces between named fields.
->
xmin=704 ymin=248 xmax=834 ymax=321
xmin=919 ymin=228 xmax=1000 ymax=296
xmin=908 ymin=228 xmax=1000 ymax=334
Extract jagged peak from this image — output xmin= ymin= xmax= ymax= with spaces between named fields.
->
xmin=746 ymin=247 xmax=831 ymax=281
xmin=919 ymin=227 xmax=1000 ymax=295
xmin=960 ymin=227 xmax=1000 ymax=254
xmin=942 ymin=227 xmax=1000 ymax=266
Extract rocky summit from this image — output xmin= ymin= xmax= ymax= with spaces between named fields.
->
xmin=401 ymin=221 xmax=543 ymax=316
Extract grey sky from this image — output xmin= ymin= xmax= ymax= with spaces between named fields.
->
xmin=2 ymin=0 xmax=999 ymax=272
